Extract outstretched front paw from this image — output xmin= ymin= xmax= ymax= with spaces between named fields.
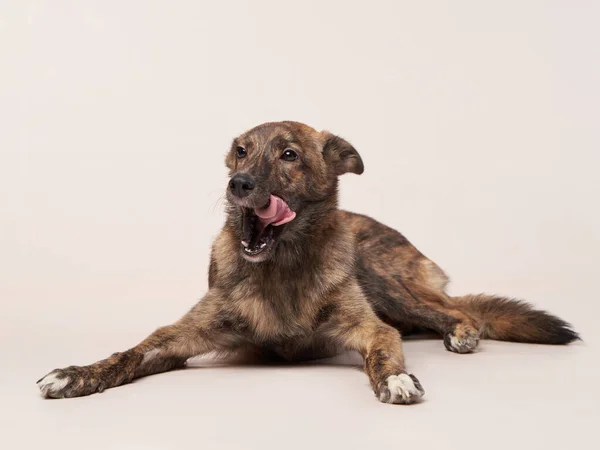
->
xmin=378 ymin=373 xmax=425 ymax=404
xmin=37 ymin=366 xmax=100 ymax=399
xmin=37 ymin=352 xmax=140 ymax=399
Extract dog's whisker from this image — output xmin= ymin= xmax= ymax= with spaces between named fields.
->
xmin=211 ymin=195 xmax=227 ymax=213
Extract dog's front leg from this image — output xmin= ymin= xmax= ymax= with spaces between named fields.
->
xmin=37 ymin=290 xmax=232 ymax=399
xmin=326 ymin=286 xmax=425 ymax=404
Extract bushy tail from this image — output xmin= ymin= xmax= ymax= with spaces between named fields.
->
xmin=451 ymin=294 xmax=580 ymax=345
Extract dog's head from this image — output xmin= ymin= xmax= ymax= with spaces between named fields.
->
xmin=225 ymin=121 xmax=363 ymax=262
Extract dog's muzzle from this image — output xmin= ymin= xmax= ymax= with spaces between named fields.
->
xmin=228 ymin=173 xmax=255 ymax=198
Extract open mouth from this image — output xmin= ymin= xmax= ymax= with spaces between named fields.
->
xmin=240 ymin=194 xmax=296 ymax=259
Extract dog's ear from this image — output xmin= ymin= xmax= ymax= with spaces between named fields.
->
xmin=321 ymin=132 xmax=364 ymax=176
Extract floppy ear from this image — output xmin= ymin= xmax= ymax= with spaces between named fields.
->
xmin=322 ymin=132 xmax=364 ymax=176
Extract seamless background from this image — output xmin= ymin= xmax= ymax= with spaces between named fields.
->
xmin=1 ymin=1 xmax=598 ymax=449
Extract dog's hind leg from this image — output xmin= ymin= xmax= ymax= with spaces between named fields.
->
xmin=346 ymin=212 xmax=480 ymax=352
xmin=358 ymin=261 xmax=481 ymax=353
xmin=397 ymin=282 xmax=481 ymax=354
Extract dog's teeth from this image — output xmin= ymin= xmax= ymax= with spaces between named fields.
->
xmin=241 ymin=240 xmax=249 ymax=248
xmin=260 ymin=243 xmax=267 ymax=248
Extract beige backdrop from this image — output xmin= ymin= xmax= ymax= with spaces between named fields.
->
xmin=1 ymin=1 xmax=598 ymax=449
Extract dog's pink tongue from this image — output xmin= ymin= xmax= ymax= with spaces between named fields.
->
xmin=255 ymin=195 xmax=296 ymax=227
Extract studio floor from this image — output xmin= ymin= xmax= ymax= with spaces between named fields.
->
xmin=3 ymin=291 xmax=597 ymax=450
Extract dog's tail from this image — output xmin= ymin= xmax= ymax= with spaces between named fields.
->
xmin=450 ymin=294 xmax=580 ymax=345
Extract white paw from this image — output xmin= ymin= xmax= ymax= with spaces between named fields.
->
xmin=37 ymin=372 xmax=70 ymax=398
xmin=380 ymin=373 xmax=425 ymax=404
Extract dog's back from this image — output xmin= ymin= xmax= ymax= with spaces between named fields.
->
xmin=343 ymin=210 xmax=579 ymax=346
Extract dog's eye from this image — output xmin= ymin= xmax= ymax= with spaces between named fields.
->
xmin=236 ymin=147 xmax=247 ymax=159
xmin=281 ymin=149 xmax=298 ymax=162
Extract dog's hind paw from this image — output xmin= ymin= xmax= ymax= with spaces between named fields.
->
xmin=444 ymin=324 xmax=480 ymax=353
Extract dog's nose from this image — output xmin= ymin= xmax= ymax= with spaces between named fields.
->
xmin=229 ymin=173 xmax=255 ymax=198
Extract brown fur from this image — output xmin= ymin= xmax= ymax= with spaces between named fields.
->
xmin=37 ymin=121 xmax=579 ymax=404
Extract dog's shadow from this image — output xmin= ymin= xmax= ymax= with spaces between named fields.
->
xmin=185 ymin=351 xmax=363 ymax=372
xmin=179 ymin=331 xmax=439 ymax=372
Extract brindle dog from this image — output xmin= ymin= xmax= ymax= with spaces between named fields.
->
xmin=37 ymin=121 xmax=579 ymax=404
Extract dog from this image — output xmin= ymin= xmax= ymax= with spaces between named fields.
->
xmin=37 ymin=121 xmax=579 ymax=404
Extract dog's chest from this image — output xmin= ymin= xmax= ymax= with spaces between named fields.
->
xmin=230 ymin=278 xmax=321 ymax=342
